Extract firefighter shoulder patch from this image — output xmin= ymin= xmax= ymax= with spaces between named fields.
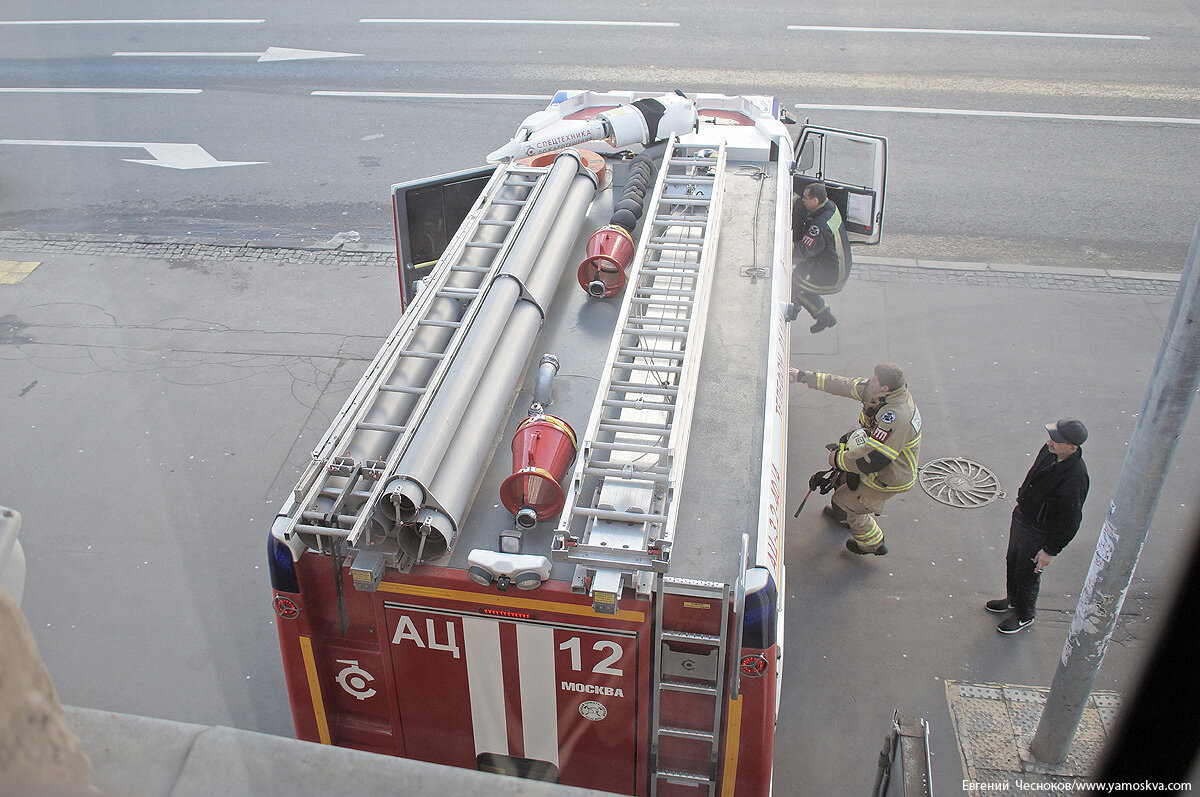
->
xmin=880 ymin=409 xmax=897 ymax=424
xmin=871 ymin=426 xmax=890 ymax=443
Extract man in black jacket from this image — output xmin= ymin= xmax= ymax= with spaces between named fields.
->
xmin=786 ymin=182 xmax=852 ymax=334
xmin=988 ymin=419 xmax=1090 ymax=633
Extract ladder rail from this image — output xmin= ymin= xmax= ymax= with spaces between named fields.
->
xmin=554 ymin=139 xmax=729 ymax=576
xmin=650 ymin=576 xmax=731 ymax=797
xmin=282 ymin=163 xmax=550 ymax=546
xmin=341 ymin=164 xmax=553 ymax=547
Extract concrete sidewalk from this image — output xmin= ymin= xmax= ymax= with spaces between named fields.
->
xmin=1 ymin=233 xmax=1196 ymax=795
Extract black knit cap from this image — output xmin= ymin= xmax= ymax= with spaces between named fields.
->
xmin=1046 ymin=418 xmax=1088 ymax=446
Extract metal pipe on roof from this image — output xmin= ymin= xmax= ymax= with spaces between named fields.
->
xmin=396 ymin=166 xmax=598 ymax=562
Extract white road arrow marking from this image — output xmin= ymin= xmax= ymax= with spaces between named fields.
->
xmin=0 ymin=139 xmax=266 ymax=169
xmin=112 ymin=47 xmax=363 ymax=62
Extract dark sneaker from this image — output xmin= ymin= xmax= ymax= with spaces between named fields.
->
xmin=985 ymin=599 xmax=1014 ymax=614
xmin=997 ymin=615 xmax=1035 ymax=634
xmin=846 ymin=539 xmax=888 ymax=556
xmin=810 ymin=308 xmax=837 ymax=333
xmin=783 ymin=303 xmax=799 ymax=323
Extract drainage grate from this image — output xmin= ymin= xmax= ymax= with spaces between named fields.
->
xmin=919 ymin=458 xmax=1003 ymax=508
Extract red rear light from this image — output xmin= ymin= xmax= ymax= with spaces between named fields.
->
xmin=478 ymin=607 xmax=535 ymax=620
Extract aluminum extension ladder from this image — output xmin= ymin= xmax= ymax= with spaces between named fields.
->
xmin=283 ymin=162 xmax=552 ymax=550
xmin=552 ymin=139 xmax=729 ymax=606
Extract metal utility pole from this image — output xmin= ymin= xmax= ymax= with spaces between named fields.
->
xmin=1030 ymin=218 xmax=1200 ymax=764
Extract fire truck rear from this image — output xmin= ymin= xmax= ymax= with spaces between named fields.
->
xmin=267 ymin=89 xmax=886 ymax=795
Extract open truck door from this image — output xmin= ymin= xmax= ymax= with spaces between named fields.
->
xmin=792 ymin=126 xmax=887 ymax=244
xmin=392 ymin=165 xmax=495 ymax=309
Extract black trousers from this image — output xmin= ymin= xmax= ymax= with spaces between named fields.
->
xmin=1005 ymin=509 xmax=1047 ymax=621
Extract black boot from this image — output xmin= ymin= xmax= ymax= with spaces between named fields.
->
xmin=810 ymin=307 xmax=837 ymax=333
xmin=846 ymin=538 xmax=888 ymax=556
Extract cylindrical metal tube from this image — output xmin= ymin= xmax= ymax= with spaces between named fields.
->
xmin=401 ymin=171 xmax=597 ymax=560
xmin=385 ymin=151 xmax=586 ymax=496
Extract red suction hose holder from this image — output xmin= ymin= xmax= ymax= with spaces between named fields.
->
xmin=577 ymin=225 xmax=636 ymax=298
xmin=499 ymin=414 xmax=579 ymax=528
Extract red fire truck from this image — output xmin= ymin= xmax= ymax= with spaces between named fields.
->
xmin=268 ymin=89 xmax=887 ymax=795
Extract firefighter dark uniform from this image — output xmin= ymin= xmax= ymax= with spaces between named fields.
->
xmin=791 ymin=197 xmax=852 ymax=331
xmin=799 ymin=370 xmax=921 ymax=554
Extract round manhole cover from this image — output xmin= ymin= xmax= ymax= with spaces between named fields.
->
xmin=919 ymin=458 xmax=1003 ymax=508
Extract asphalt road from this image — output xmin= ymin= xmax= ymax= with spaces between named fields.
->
xmin=1 ymin=1 xmax=1199 ymax=268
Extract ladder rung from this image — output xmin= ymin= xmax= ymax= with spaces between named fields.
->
xmin=640 ymin=268 xmax=699 ymax=280
xmin=583 ymin=459 xmax=669 ymax=476
xmin=660 ymin=680 xmax=718 ymax=695
xmin=619 ymin=347 xmax=685 ymax=361
xmin=661 ymin=630 xmax=721 ymax=645
xmin=300 ymin=510 xmax=358 ymax=527
xmin=502 ymin=178 xmax=538 ymax=187
xmin=608 ymin=382 xmax=680 ymax=397
xmin=465 ymin=241 xmax=504 ymax=249
xmin=669 ymin=156 xmax=718 ymax=165
xmin=625 ymin=316 xmax=691 ymax=329
xmin=602 ymin=396 xmax=676 ymax=409
xmin=652 ymin=217 xmax=708 ymax=228
xmin=588 ymin=440 xmax=671 ymax=456
xmin=664 ymin=175 xmax=715 ymax=185
xmin=356 ymin=422 xmax=407 ymax=433
xmin=641 ymin=260 xmax=700 ymax=272
xmin=635 ymin=287 xmax=695 ymax=298
xmin=646 ymin=242 xmax=703 ymax=252
xmin=599 ymin=424 xmax=670 ymax=438
xmin=378 ymin=384 xmax=427 ymax=395
xmin=619 ymin=362 xmax=682 ymax=375
xmin=582 ymin=466 xmax=668 ymax=484
xmin=658 ymin=726 xmax=715 ymax=741
xmin=436 ymin=288 xmax=480 ymax=299
xmin=657 ymin=770 xmax=713 ymax=785
xmin=417 ymin=319 xmax=462 ymax=328
xmin=450 ymin=265 xmax=490 ymax=273
xmin=622 ymin=326 xmax=688 ymax=340
xmin=599 ymin=418 xmax=673 ymax=433
xmin=399 ymin=350 xmax=445 ymax=360
xmin=291 ymin=523 xmax=351 ymax=539
xmin=318 ymin=487 xmax=373 ymax=501
xmin=573 ymin=506 xmax=667 ymax=524
xmin=492 ymin=198 xmax=529 ymax=206
xmin=477 ymin=219 xmax=515 ymax=227
xmin=630 ymin=297 xmax=693 ymax=308
xmin=658 ymin=197 xmax=711 ymax=207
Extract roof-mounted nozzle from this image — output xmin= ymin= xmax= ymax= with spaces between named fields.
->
xmin=487 ymin=93 xmax=698 ymax=163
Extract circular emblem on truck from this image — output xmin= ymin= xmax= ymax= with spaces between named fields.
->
xmin=579 ymin=701 xmax=607 ymax=722
xmin=273 ymin=596 xmax=299 ymax=619
xmin=739 ymin=654 xmax=768 ymax=679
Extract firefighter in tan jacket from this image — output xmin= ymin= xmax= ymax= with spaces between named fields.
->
xmin=791 ymin=362 xmax=922 ymax=556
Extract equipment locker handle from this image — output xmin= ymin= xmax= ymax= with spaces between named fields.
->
xmin=730 ymin=533 xmax=749 ymax=699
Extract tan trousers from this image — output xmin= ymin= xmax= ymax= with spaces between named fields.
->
xmin=831 ymin=482 xmax=889 ymax=550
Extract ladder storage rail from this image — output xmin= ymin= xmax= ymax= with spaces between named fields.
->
xmin=552 ymin=140 xmax=729 ymax=605
xmin=284 ymin=162 xmax=553 ymax=551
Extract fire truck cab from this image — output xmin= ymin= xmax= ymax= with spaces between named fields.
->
xmin=268 ymin=90 xmax=886 ymax=795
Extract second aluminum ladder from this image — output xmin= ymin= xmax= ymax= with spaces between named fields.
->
xmin=553 ymin=139 xmax=729 ymax=607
